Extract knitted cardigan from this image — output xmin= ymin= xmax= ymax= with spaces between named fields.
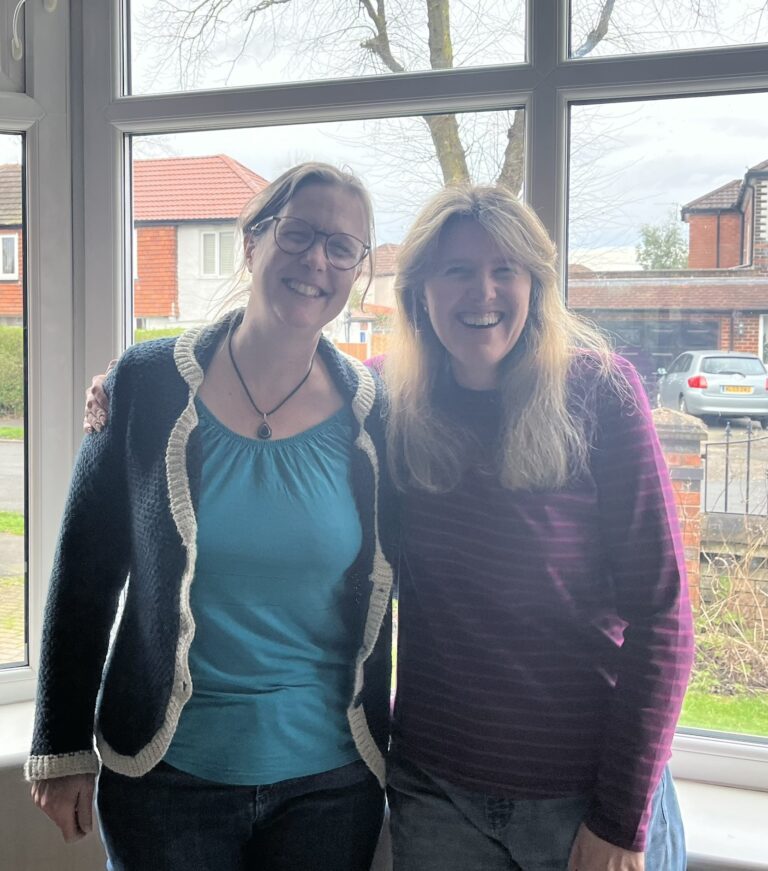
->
xmin=25 ymin=310 xmax=396 ymax=787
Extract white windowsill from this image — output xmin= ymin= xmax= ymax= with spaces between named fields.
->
xmin=1 ymin=700 xmax=767 ymax=869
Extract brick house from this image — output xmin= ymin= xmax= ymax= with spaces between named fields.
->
xmin=0 ymin=164 xmax=23 ymax=326
xmin=0 ymin=156 xmax=268 ymax=328
xmin=133 ymin=155 xmax=268 ymax=327
xmin=568 ymin=159 xmax=768 ymax=386
xmin=0 ymin=156 xmax=269 ymax=327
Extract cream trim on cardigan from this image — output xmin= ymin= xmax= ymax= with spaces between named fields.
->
xmin=89 ymin=327 xmax=393 ymax=782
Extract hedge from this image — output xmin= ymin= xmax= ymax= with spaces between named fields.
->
xmin=0 ymin=326 xmax=23 ymax=417
xmin=0 ymin=326 xmax=194 ymax=418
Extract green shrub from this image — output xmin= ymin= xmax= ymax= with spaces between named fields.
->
xmin=134 ymin=327 xmax=186 ymax=344
xmin=0 ymin=326 xmax=23 ymax=417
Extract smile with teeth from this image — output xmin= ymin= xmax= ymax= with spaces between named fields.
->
xmin=285 ymin=278 xmax=325 ymax=299
xmin=458 ymin=311 xmax=504 ymax=328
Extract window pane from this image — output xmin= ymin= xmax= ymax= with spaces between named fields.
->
xmin=202 ymin=233 xmax=216 ymax=275
xmin=127 ymin=0 xmax=526 ymax=95
xmin=130 ymin=108 xmax=524 ymax=342
xmin=570 ymin=1 xmax=768 ymax=59
xmin=1 ymin=236 xmax=15 ymax=276
xmin=0 ymin=135 xmax=26 ymax=670
xmin=567 ymin=92 xmax=768 ymax=739
xmin=219 ymin=232 xmax=235 ymax=275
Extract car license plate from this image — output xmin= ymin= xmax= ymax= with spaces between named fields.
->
xmin=723 ymin=385 xmax=753 ymax=393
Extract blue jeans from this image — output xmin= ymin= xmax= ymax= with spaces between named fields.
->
xmin=96 ymin=759 xmax=384 ymax=871
xmin=387 ymin=758 xmax=685 ymax=871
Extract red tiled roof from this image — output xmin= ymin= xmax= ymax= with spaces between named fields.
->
xmin=682 ymin=179 xmax=742 ymax=212
xmin=133 ymin=156 xmax=268 ymax=222
xmin=749 ymin=158 xmax=768 ymax=173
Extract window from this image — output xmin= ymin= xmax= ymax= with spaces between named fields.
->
xmin=0 ymin=235 xmax=17 ymax=280
xmin=201 ymin=230 xmax=235 ymax=277
xmin=570 ymin=1 xmax=768 ymax=58
xmin=127 ymin=0 xmax=527 ymax=95
xmin=0 ymin=3 xmax=74 ymax=704
xmin=77 ymin=0 xmax=768 ymax=790
xmin=568 ymin=90 xmax=768 ymax=744
xmin=0 ymin=144 xmax=24 ymax=672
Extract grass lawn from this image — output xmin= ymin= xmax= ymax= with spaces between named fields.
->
xmin=0 ymin=510 xmax=24 ymax=535
xmin=0 ymin=426 xmax=22 ymax=440
xmin=680 ymin=689 xmax=768 ymax=737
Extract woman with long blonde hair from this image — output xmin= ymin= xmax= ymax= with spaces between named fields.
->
xmin=385 ymin=184 xmax=692 ymax=871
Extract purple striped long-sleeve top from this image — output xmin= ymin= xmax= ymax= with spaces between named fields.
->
xmin=391 ymin=354 xmax=694 ymax=852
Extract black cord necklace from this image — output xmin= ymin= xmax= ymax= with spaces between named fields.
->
xmin=227 ymin=322 xmax=315 ymax=440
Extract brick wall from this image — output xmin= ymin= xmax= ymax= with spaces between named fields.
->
xmin=0 ymin=230 xmax=23 ymax=318
xmin=687 ymin=213 xmax=742 ymax=268
xmin=134 ymin=225 xmax=178 ymax=319
xmin=652 ymin=408 xmax=706 ymax=607
xmin=731 ymin=313 xmax=761 ymax=353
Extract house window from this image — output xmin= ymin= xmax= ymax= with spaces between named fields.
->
xmin=0 ymin=235 xmax=17 ymax=280
xmin=74 ymin=0 xmax=768 ymax=794
xmin=201 ymin=231 xmax=235 ymax=277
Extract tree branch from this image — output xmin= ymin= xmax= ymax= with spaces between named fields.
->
xmin=359 ymin=0 xmax=405 ymax=73
xmin=572 ymin=0 xmax=617 ymax=58
xmin=496 ymin=109 xmax=525 ymax=195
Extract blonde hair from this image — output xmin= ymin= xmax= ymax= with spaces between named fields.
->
xmin=386 ymin=183 xmax=622 ymax=493
xmin=222 ymin=162 xmax=375 ymax=310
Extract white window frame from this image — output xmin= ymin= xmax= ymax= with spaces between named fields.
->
xmin=73 ymin=0 xmax=768 ymax=790
xmin=0 ymin=1 xmax=75 ymax=704
xmin=200 ymin=229 xmax=234 ymax=277
xmin=0 ymin=233 xmax=18 ymax=280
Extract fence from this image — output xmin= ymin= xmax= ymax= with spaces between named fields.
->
xmin=703 ymin=422 xmax=768 ymax=515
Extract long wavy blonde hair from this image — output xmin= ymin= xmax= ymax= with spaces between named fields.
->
xmin=385 ymin=184 xmax=622 ymax=493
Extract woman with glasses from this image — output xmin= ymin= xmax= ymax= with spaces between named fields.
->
xmin=25 ymin=163 xmax=396 ymax=871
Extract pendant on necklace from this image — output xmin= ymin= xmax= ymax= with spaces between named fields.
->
xmin=257 ymin=420 xmax=273 ymax=440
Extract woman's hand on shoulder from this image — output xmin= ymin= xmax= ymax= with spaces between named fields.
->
xmin=568 ymin=823 xmax=645 ymax=871
xmin=31 ymin=773 xmax=96 ymax=842
xmin=83 ymin=360 xmax=117 ymax=434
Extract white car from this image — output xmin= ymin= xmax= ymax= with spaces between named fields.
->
xmin=656 ymin=350 xmax=768 ymax=425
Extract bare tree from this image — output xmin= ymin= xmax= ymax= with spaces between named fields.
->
xmin=133 ymin=0 xmax=767 ymax=198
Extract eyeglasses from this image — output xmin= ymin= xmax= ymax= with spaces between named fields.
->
xmin=249 ymin=215 xmax=370 ymax=270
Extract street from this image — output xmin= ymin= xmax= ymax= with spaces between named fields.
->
xmin=0 ymin=439 xmax=23 ymax=512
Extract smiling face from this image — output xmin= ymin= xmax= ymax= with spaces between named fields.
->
xmin=245 ymin=181 xmax=367 ymax=337
xmin=422 ymin=217 xmax=533 ymax=390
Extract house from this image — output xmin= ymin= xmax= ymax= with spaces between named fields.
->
xmin=568 ymin=158 xmax=768 ymax=384
xmin=133 ymin=155 xmax=268 ymax=327
xmin=365 ymin=242 xmax=399 ymax=308
xmin=0 ymin=156 xmax=268 ymax=328
xmin=0 ymin=164 xmax=23 ymax=326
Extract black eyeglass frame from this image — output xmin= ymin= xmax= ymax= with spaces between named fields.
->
xmin=248 ymin=215 xmax=370 ymax=270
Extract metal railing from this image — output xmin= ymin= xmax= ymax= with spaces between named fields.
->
xmin=703 ymin=422 xmax=768 ymax=515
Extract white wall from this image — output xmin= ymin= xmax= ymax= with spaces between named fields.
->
xmin=0 ymin=762 xmax=107 ymax=870
xmin=176 ymin=223 xmax=246 ymax=325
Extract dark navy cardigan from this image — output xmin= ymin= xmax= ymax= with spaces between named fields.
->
xmin=25 ymin=310 xmax=396 ymax=786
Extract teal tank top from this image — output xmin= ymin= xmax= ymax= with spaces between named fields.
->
xmin=163 ymin=400 xmax=363 ymax=785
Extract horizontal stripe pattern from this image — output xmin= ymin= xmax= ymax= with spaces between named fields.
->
xmin=393 ymin=356 xmax=694 ymax=852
